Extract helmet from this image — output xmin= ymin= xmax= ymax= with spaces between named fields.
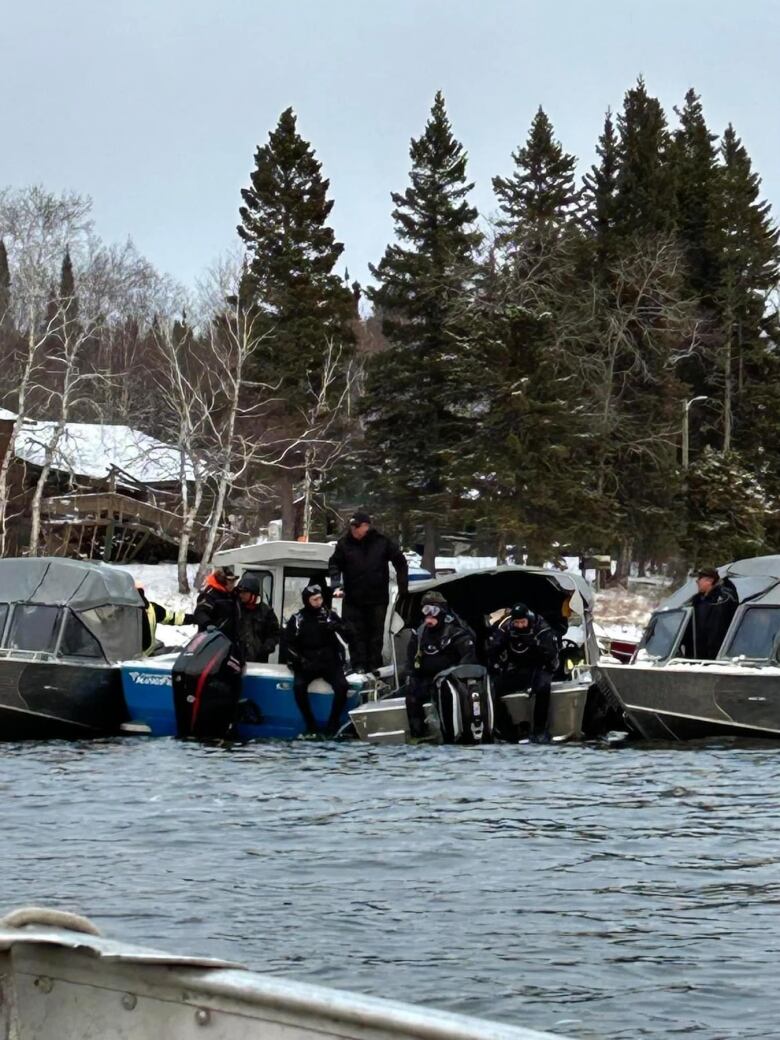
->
xmin=421 ymin=590 xmax=448 ymax=608
xmin=509 ymin=602 xmax=534 ymax=622
xmin=237 ymin=573 xmax=261 ymax=596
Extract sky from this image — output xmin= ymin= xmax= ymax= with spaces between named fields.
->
xmin=2 ymin=0 xmax=778 ymax=293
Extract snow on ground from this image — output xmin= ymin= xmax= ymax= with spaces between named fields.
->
xmin=117 ymin=558 xmax=668 ymax=648
xmin=593 ymin=584 xmax=668 ymax=642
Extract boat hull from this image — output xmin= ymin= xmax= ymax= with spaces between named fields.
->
xmin=0 ymin=660 xmax=127 ymax=740
xmin=121 ymin=657 xmax=363 ymax=740
xmin=596 ymin=660 xmax=780 ymax=741
xmin=0 ymin=912 xmax=563 ymax=1040
xmin=349 ymin=680 xmax=591 ymax=744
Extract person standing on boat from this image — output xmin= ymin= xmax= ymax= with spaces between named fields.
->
xmin=136 ymin=584 xmax=195 ymax=656
xmin=236 ymin=573 xmax=280 ymax=663
xmin=689 ymin=567 xmax=738 ymax=660
xmin=405 ymin=592 xmax=477 ymax=737
xmin=284 ymin=583 xmax=350 ymax=737
xmin=193 ymin=566 xmax=242 ymax=648
xmin=328 ymin=511 xmax=409 ymax=675
xmin=487 ymin=603 xmax=559 ymax=741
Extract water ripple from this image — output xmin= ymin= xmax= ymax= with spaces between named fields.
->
xmin=1 ymin=738 xmax=780 ymax=1038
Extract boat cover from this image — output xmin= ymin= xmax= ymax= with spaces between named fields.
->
xmin=0 ymin=558 xmax=142 ymax=661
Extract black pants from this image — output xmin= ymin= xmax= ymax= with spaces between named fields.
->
xmin=343 ymin=602 xmax=387 ymax=672
xmin=405 ymin=675 xmax=435 ymax=738
xmin=495 ymin=667 xmax=553 ymax=736
xmin=293 ymin=663 xmax=349 ymax=735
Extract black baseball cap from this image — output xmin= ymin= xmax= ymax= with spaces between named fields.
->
xmin=349 ymin=511 xmax=372 ymax=527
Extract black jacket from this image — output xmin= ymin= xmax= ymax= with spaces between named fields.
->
xmin=488 ymin=615 xmax=560 ymax=675
xmin=193 ymin=580 xmax=242 ymax=646
xmin=406 ymin=613 xmax=477 ymax=680
xmin=239 ymin=601 xmax=280 ymax=663
xmin=284 ymin=606 xmax=348 ymax=674
xmin=691 ymin=581 xmax=738 ymax=659
xmin=328 ymin=529 xmax=409 ymax=606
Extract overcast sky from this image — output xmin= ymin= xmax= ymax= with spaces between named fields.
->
xmin=2 ymin=0 xmax=778 ymax=292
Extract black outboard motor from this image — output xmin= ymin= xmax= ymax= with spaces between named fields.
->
xmin=172 ymin=629 xmax=243 ymax=739
xmin=433 ymin=664 xmax=495 ymax=745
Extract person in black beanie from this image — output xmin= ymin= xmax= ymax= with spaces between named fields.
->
xmin=487 ymin=602 xmax=559 ymax=741
xmin=283 ymin=583 xmax=350 ymax=737
xmin=328 ymin=510 xmax=408 ymax=674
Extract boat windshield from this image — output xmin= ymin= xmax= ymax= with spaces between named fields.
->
xmin=724 ymin=607 xmax=780 ymax=661
xmin=640 ymin=609 xmax=686 ymax=660
xmin=5 ymin=605 xmax=62 ymax=653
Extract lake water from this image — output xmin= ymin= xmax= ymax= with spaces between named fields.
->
xmin=1 ymin=738 xmax=779 ymax=1039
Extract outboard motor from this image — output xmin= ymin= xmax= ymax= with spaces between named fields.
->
xmin=432 ymin=664 xmax=495 ymax=745
xmin=172 ymin=629 xmax=243 ymax=739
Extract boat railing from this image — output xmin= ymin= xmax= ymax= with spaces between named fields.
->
xmin=0 ymin=647 xmax=56 ymax=663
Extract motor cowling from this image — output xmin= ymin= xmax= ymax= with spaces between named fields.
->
xmin=172 ymin=629 xmax=243 ymax=739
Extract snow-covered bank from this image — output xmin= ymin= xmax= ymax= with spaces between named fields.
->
xmin=117 ymin=559 xmax=666 ymax=648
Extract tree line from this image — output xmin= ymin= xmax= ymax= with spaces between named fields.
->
xmin=0 ymin=76 xmax=777 ymax=579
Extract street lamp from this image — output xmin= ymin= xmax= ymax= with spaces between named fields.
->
xmin=682 ymin=395 xmax=708 ymax=471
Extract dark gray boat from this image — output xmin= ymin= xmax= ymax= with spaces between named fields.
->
xmin=596 ymin=555 xmax=780 ymax=741
xmin=0 ymin=558 xmax=140 ymax=739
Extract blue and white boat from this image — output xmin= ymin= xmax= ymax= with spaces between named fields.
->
xmin=120 ymin=541 xmax=391 ymax=739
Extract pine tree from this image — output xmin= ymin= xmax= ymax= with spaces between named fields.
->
xmin=237 ymin=107 xmax=354 ymax=391
xmin=671 ymin=88 xmax=721 ymax=302
xmin=716 ymin=124 xmax=780 ymax=464
xmin=58 ymin=247 xmax=78 ymax=337
xmin=614 ymin=77 xmax=677 ymax=239
xmin=237 ymin=108 xmax=356 ymax=534
xmin=493 ymin=107 xmax=579 ymax=253
xmin=364 ymin=92 xmax=482 ymax=569
xmin=0 ymin=240 xmax=12 ymax=335
xmin=582 ymin=109 xmax=620 ymax=274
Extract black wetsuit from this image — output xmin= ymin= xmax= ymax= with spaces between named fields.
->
xmin=284 ymin=605 xmax=350 ymax=735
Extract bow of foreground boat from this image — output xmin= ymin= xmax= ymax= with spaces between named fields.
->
xmin=0 ymin=908 xmax=568 ymax=1040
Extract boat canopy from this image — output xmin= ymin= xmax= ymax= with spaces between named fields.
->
xmin=658 ymin=555 xmax=780 ymax=611
xmin=397 ymin=565 xmax=594 ymax=623
xmin=214 ymin=540 xmax=334 ymax=570
xmin=0 ymin=558 xmax=142 ymax=662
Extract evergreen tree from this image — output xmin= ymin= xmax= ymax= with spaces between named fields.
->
xmin=237 ymin=107 xmax=354 ymax=391
xmin=493 ymin=107 xmax=580 ymax=253
xmin=0 ymin=240 xmax=12 ymax=335
xmin=716 ymin=124 xmax=780 ymax=463
xmin=682 ymin=447 xmax=767 ymax=567
xmin=614 ymin=77 xmax=677 ymax=238
xmin=581 ymin=109 xmax=620 ymax=274
xmin=237 ymin=108 xmax=356 ymax=533
xmin=364 ymin=92 xmax=482 ymax=569
xmin=58 ymin=247 xmax=78 ymax=336
xmin=671 ymin=88 xmax=721 ymax=302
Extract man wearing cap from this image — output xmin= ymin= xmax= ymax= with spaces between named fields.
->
xmin=487 ymin=603 xmax=560 ymax=740
xmin=328 ymin=511 xmax=409 ymax=674
xmin=193 ymin=566 xmax=242 ymax=648
xmin=404 ymin=591 xmax=477 ymax=737
xmin=283 ymin=583 xmax=350 ymax=737
xmin=236 ymin=573 xmax=280 ymax=663
xmin=689 ymin=567 xmax=737 ymax=660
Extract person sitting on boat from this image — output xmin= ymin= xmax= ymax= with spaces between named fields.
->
xmin=283 ymin=583 xmax=350 ymax=737
xmin=487 ymin=603 xmax=559 ymax=741
xmin=136 ymin=584 xmax=195 ymax=657
xmin=688 ymin=566 xmax=738 ymax=660
xmin=193 ymin=566 xmax=242 ymax=649
xmin=405 ymin=592 xmax=477 ymax=738
xmin=236 ymin=573 xmax=280 ymax=663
